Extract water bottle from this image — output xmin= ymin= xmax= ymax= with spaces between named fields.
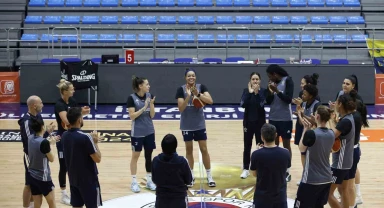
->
xmin=192 ymin=57 xmax=198 ymax=64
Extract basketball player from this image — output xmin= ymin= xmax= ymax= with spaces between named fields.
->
xmin=328 ymin=94 xmax=356 ymax=208
xmin=18 ymin=95 xmax=55 ymax=208
xmin=28 ymin=117 xmax=58 ymax=208
xmin=61 ymin=107 xmax=102 ymax=207
xmin=127 ymin=76 xmax=157 ymax=193
xmin=175 ymin=68 xmax=216 ymax=187
xmin=265 ymin=64 xmax=294 ymax=182
xmin=55 ymin=79 xmax=90 ymax=205
xmin=152 ymin=134 xmax=193 ymax=208
xmin=250 ymin=123 xmax=291 ymax=208
xmin=298 ymin=73 xmax=321 ymax=102
xmin=331 ymin=75 xmax=363 ymax=103
xmin=240 ymin=72 xmax=267 ymax=179
xmin=294 ymin=106 xmax=334 ymax=208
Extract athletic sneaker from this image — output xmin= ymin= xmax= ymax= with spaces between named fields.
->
xmin=356 ymin=195 xmax=363 ymax=205
xmin=207 ymin=177 xmax=216 ymax=187
xmin=286 ymin=172 xmax=291 ymax=182
xmin=187 ymin=178 xmax=195 ymax=188
xmin=334 ymin=191 xmax=341 ymax=202
xmin=240 ymin=170 xmax=250 ymax=179
xmin=296 ymin=181 xmax=300 ymax=186
xmin=61 ymin=192 xmax=71 ymax=205
xmin=131 ymin=182 xmax=141 ymax=193
xmin=146 ymin=181 xmax=156 ymax=191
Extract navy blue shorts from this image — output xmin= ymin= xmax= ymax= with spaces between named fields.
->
xmin=182 ymin=129 xmax=207 ymax=142
xmin=131 ymin=133 xmax=156 ymax=152
xmin=155 ymin=196 xmax=188 ymax=208
xmin=70 ymin=181 xmax=102 ymax=208
xmin=294 ymin=182 xmax=331 ymax=207
xmin=24 ymin=154 xmax=30 ymax=185
xmin=269 ymin=120 xmax=293 ymax=140
xmin=345 ymin=145 xmax=360 ymax=180
xmin=29 ymin=175 xmax=55 ymax=196
xmin=253 ymin=200 xmax=287 ymax=208
xmin=331 ymin=168 xmax=349 ymax=184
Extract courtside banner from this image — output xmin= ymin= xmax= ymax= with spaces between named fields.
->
xmin=375 ymin=74 xmax=384 ymax=105
xmin=60 ymin=60 xmax=98 ymax=90
xmin=0 ymin=72 xmax=20 ymax=103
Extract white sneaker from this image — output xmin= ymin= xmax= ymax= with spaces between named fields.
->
xmin=207 ymin=177 xmax=216 ymax=187
xmin=296 ymin=181 xmax=300 ymax=186
xmin=60 ymin=192 xmax=71 ymax=206
xmin=146 ymin=181 xmax=156 ymax=191
xmin=356 ymin=195 xmax=363 ymax=205
xmin=334 ymin=191 xmax=341 ymax=202
xmin=28 ymin=202 xmax=34 ymax=208
xmin=131 ymin=182 xmax=141 ymax=193
xmin=240 ymin=169 xmax=250 ymax=179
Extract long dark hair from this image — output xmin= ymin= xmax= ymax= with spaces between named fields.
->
xmin=30 ymin=117 xmax=44 ymax=134
xmin=356 ymin=100 xmax=369 ymax=127
xmin=303 ymin=73 xmax=319 ymax=85
xmin=337 ymin=93 xmax=357 ymax=113
xmin=250 ymin=72 xmax=261 ymax=80
xmin=132 ymin=75 xmax=147 ymax=92
xmin=266 ymin=64 xmax=289 ymax=77
xmin=345 ymin=74 xmax=359 ymax=92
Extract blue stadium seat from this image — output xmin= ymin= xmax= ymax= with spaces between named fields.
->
xmin=254 ymin=16 xmax=270 ymax=24
xmin=159 ymin=16 xmax=176 ymax=24
xmin=122 ymin=0 xmax=139 ymax=6
xmin=41 ymin=34 xmax=58 ymax=42
xmin=314 ymin=34 xmax=333 ymax=43
xmin=178 ymin=0 xmax=194 ymax=7
xmin=47 ymin=0 xmax=64 ymax=7
xmin=82 ymin=16 xmax=99 ymax=24
xmin=140 ymin=0 xmax=156 ymax=6
xmin=329 ymin=16 xmax=347 ymax=24
xmin=197 ymin=0 xmax=213 ymax=6
xmin=118 ymin=34 xmax=136 ymax=43
xmin=63 ymin=16 xmax=80 ymax=24
xmin=275 ymin=34 xmax=293 ymax=43
xmin=41 ymin=58 xmax=60 ymax=63
xmin=63 ymin=58 xmax=81 ymax=62
xmin=202 ymin=58 xmax=222 ymax=63
xmin=253 ymin=0 xmax=270 ymax=7
xmin=294 ymin=34 xmax=313 ymax=43
xmin=25 ymin=16 xmax=43 ymax=24
xmin=326 ymin=0 xmax=342 ymax=7
xmin=91 ymin=58 xmax=101 ymax=63
xmin=43 ymin=16 xmax=61 ymax=24
xmin=236 ymin=34 xmax=253 ymax=43
xmin=99 ymin=34 xmax=117 ymax=43
xmin=271 ymin=0 xmax=288 ymax=6
xmin=291 ymin=16 xmax=307 ymax=24
xmin=236 ymin=16 xmax=253 ymax=24
xmin=308 ymin=0 xmax=324 ymax=6
xmin=138 ymin=34 xmax=154 ymax=43
xmin=84 ymin=0 xmax=100 ymax=7
xmin=101 ymin=16 xmax=118 ymax=24
xmin=347 ymin=16 xmax=365 ymax=24
xmin=216 ymin=0 xmax=233 ymax=6
xmin=290 ymin=0 xmax=306 ymax=6
xmin=102 ymin=0 xmax=119 ymax=6
xmin=177 ymin=34 xmax=195 ymax=43
xmin=174 ymin=58 xmax=193 ymax=63
xmin=216 ymin=16 xmax=234 ymax=24
xmin=225 ymin=57 xmax=245 ymax=62
xmin=140 ymin=16 xmax=157 ymax=24
xmin=272 ymin=16 xmax=289 ymax=24
xmin=21 ymin=34 xmax=39 ymax=41
xmin=266 ymin=58 xmax=286 ymax=64
xmin=311 ymin=16 xmax=328 ymax=24
xmin=198 ymin=16 xmax=214 ymax=24
xmin=234 ymin=0 xmax=250 ymax=6
xmin=121 ymin=16 xmax=138 ymax=24
xmin=197 ymin=34 xmax=214 ymax=43
xmin=178 ymin=16 xmax=195 ymax=24
xmin=255 ymin=34 xmax=271 ymax=43
xmin=351 ymin=34 xmax=367 ymax=43
xmin=159 ymin=0 xmax=175 ymax=6
xmin=157 ymin=34 xmax=175 ymax=43
xmin=343 ymin=0 xmax=360 ymax=7
xmin=29 ymin=0 xmax=46 ymax=7
xmin=217 ymin=34 xmax=235 ymax=43
xmin=333 ymin=34 xmax=351 ymax=43
xmin=329 ymin=59 xmax=349 ymax=64
xmin=62 ymin=35 xmax=78 ymax=43
xmin=66 ymin=0 xmax=82 ymax=6
xmin=81 ymin=34 xmax=98 ymax=43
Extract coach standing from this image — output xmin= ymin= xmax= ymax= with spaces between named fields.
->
xmin=62 ymin=107 xmax=102 ymax=207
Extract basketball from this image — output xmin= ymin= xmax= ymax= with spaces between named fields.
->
xmin=192 ymin=97 xmax=206 ymax=108
xmin=332 ymin=137 xmax=341 ymax=153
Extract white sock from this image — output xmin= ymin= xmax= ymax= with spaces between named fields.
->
xmin=29 ymin=202 xmax=34 ymax=207
xmin=191 ymin=169 xmax=194 ymax=179
xmin=206 ymin=169 xmax=212 ymax=178
xmin=132 ymin=175 xmax=137 ymax=183
xmin=349 ymin=206 xmax=355 ymax=208
xmin=355 ymin=184 xmax=361 ymax=196
xmin=146 ymin=173 xmax=152 ymax=182
xmin=61 ymin=189 xmax=67 ymax=195
xmin=287 ymin=168 xmax=290 ymax=173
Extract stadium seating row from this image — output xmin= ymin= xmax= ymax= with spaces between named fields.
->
xmin=20 ymin=33 xmax=367 ymax=43
xmin=28 ymin=0 xmax=361 ymax=7
xmin=24 ymin=15 xmax=365 ymax=24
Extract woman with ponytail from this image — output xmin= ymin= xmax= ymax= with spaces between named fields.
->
xmin=127 ymin=75 xmax=156 ymax=193
xmin=332 ymin=74 xmax=363 ymax=103
xmin=298 ymin=73 xmax=321 ymax=102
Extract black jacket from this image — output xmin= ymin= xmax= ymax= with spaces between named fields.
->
xmin=240 ymin=87 xmax=267 ymax=126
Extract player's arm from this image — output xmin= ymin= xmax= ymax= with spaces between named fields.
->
xmin=240 ymin=89 xmax=251 ymax=108
xmin=249 ymin=151 xmax=258 ymax=177
xmin=151 ymin=159 xmax=158 ymax=184
xmin=176 ymin=87 xmax=191 ymax=113
xmin=150 ymin=94 xmax=155 ymax=118
xmin=265 ymin=88 xmax=274 ymax=104
xmin=126 ymin=96 xmax=146 ymax=120
xmin=299 ymin=129 xmax=316 ymax=153
xmin=198 ymin=85 xmax=213 ymax=105
xmin=330 ymin=118 xmax=351 ymax=139
xmin=88 ymin=133 xmax=102 ymax=163
xmin=276 ymin=77 xmax=294 ymax=104
xmin=41 ymin=139 xmax=54 ymax=162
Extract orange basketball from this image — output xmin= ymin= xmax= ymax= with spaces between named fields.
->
xmin=192 ymin=97 xmax=206 ymax=108
xmin=332 ymin=138 xmax=341 ymax=153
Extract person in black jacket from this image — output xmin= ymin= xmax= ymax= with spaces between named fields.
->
xmin=239 ymin=72 xmax=267 ymax=179
xmin=152 ymin=134 xmax=193 ymax=208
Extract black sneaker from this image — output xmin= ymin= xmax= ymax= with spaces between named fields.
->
xmin=286 ymin=172 xmax=291 ymax=182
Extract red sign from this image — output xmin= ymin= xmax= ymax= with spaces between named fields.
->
xmin=375 ymin=74 xmax=384 ymax=105
xmin=0 ymin=72 xmax=20 ymax=103
xmin=125 ymin=49 xmax=134 ymax=64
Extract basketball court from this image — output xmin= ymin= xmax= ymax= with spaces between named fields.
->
xmin=0 ymin=104 xmax=383 ymax=207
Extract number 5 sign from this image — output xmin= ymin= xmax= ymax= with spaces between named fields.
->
xmin=125 ymin=49 xmax=134 ymax=64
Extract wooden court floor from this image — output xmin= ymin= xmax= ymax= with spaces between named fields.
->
xmin=0 ymin=119 xmax=383 ymax=207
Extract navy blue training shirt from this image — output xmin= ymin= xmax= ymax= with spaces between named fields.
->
xmin=62 ymin=128 xmax=99 ymax=186
xmin=240 ymin=88 xmax=267 ymax=125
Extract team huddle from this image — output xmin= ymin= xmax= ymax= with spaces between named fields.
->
xmin=19 ymin=64 xmax=366 ymax=208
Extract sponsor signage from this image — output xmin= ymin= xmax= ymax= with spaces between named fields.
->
xmin=0 ymin=72 xmax=20 ymax=103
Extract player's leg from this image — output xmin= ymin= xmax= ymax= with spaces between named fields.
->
xmin=42 ymin=181 xmax=56 ymax=208
xmin=143 ymin=134 xmax=156 ymax=191
xmin=70 ymin=185 xmax=84 ymax=208
xmin=130 ymin=137 xmax=143 ymax=193
xmin=339 ymin=180 xmax=350 ymax=208
xmin=23 ymin=156 xmax=33 ymax=208
xmin=355 ymin=146 xmax=362 ymax=205
xmin=32 ymin=195 xmax=43 ymax=208
xmin=281 ymin=121 xmax=293 ymax=182
xmin=57 ymin=149 xmax=70 ymax=205
xmin=241 ymin=122 xmax=255 ymax=179
xmin=183 ymin=131 xmax=195 ymax=187
xmin=196 ymin=129 xmax=215 ymax=187
xmin=81 ymin=181 xmax=102 ymax=208
xmin=269 ymin=121 xmax=280 ymax=146
xmin=29 ymin=177 xmax=43 ymax=208
xmin=328 ymin=183 xmax=342 ymax=208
